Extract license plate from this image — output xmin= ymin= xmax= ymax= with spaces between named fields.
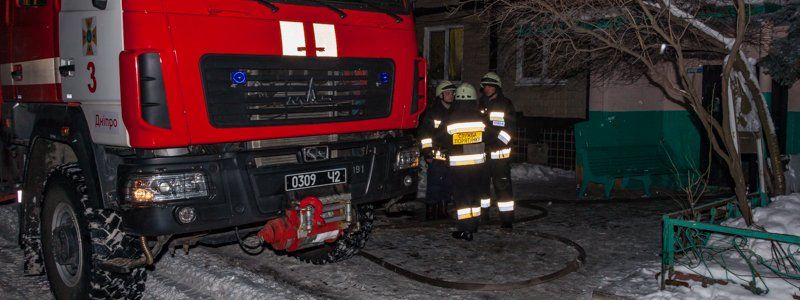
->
xmin=453 ymin=132 xmax=482 ymax=145
xmin=285 ymin=168 xmax=347 ymax=191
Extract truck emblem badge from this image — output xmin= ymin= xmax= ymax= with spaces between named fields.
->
xmin=302 ymin=146 xmax=330 ymax=163
xmin=82 ymin=17 xmax=98 ymax=56
xmin=286 ymin=77 xmax=333 ymax=106
xmin=231 ymin=71 xmax=247 ymax=85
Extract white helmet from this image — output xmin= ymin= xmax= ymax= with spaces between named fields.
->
xmin=454 ymin=83 xmax=478 ymax=101
xmin=480 ymin=72 xmax=502 ymax=88
xmin=435 ymin=80 xmax=457 ymax=98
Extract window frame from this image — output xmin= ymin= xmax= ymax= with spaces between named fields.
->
xmin=515 ymin=38 xmax=566 ymax=87
xmin=423 ymin=25 xmax=464 ymax=83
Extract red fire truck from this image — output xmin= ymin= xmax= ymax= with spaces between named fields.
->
xmin=1 ymin=0 xmax=425 ymax=298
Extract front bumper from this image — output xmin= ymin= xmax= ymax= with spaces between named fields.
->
xmin=118 ymin=139 xmax=417 ymax=236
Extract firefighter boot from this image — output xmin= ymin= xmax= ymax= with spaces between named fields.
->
xmin=500 ymin=211 xmax=514 ymax=230
xmin=437 ymin=201 xmax=450 ymax=219
xmin=451 ymin=231 xmax=473 ymax=241
xmin=425 ymin=203 xmax=437 ymax=221
xmin=481 ymin=208 xmax=490 ymax=223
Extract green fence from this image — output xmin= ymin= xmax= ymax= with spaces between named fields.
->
xmin=661 ymin=194 xmax=800 ymax=295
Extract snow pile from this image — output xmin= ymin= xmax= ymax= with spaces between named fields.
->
xmin=511 ymin=163 xmax=574 ymax=182
xmin=730 ymin=194 xmax=800 ymax=230
xmin=642 ymin=194 xmax=800 ymax=299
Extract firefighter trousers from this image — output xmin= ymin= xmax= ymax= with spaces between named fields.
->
xmin=425 ymin=160 xmax=451 ymax=205
xmin=487 ymin=159 xmax=514 ymax=226
xmin=449 ymin=163 xmax=489 ymax=233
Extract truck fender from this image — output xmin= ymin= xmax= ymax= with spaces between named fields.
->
xmin=18 ymin=104 xmax=117 ymax=275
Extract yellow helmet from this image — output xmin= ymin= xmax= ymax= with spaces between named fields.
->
xmin=435 ymin=80 xmax=457 ymax=97
xmin=480 ymin=72 xmax=502 ymax=88
xmin=454 ymin=83 xmax=478 ymax=101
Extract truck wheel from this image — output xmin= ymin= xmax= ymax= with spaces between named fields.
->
xmin=294 ymin=204 xmax=374 ymax=264
xmin=40 ymin=164 xmax=147 ymax=299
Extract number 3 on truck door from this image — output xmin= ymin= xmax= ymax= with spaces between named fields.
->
xmin=87 ymin=62 xmax=97 ymax=93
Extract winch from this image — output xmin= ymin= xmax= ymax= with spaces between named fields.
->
xmin=258 ymin=195 xmax=352 ymax=252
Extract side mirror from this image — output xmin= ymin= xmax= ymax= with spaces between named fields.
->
xmin=92 ymin=0 xmax=107 ymax=10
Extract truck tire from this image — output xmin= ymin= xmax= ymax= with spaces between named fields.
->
xmin=294 ymin=204 xmax=374 ymax=265
xmin=40 ymin=164 xmax=147 ymax=299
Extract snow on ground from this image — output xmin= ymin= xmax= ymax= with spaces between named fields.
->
xmin=0 ymin=176 xmax=743 ymax=299
xmin=0 ymin=202 xmax=52 ymax=299
xmin=0 ymin=202 xmax=314 ymax=300
xmin=214 ymin=199 xmax=678 ymax=299
xmin=146 ymin=246 xmax=314 ymax=300
xmin=511 ymin=163 xmax=582 ymax=201
xmin=511 ymin=163 xmax=574 ymax=182
xmin=606 ymin=194 xmax=800 ymax=299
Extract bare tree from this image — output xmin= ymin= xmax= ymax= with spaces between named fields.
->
xmin=663 ymin=144 xmax=714 ymax=217
xmin=465 ymin=0 xmax=789 ymax=225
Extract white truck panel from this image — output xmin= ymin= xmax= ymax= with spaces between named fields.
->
xmin=59 ymin=0 xmax=129 ymax=147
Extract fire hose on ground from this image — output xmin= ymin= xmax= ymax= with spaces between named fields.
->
xmin=360 ymin=202 xmax=587 ymax=291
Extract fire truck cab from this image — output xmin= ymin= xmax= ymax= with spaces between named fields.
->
xmin=1 ymin=0 xmax=425 ymax=298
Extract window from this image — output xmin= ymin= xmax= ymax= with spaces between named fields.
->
xmin=516 ymin=38 xmax=566 ymax=86
xmin=424 ymin=26 xmax=463 ymax=82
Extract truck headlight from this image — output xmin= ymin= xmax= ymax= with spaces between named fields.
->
xmin=395 ymin=148 xmax=420 ymax=170
xmin=125 ymin=172 xmax=209 ymax=204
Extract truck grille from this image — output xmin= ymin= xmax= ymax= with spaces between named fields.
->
xmin=201 ymin=55 xmax=395 ymax=128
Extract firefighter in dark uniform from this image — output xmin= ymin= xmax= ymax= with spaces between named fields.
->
xmin=418 ymin=81 xmax=457 ymax=220
xmin=433 ymin=83 xmax=498 ymax=241
xmin=479 ymin=72 xmax=516 ymax=229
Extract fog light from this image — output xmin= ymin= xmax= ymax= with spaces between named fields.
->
xmin=403 ymin=175 xmax=413 ymax=187
xmin=176 ymin=207 xmax=196 ymax=224
xmin=395 ymin=148 xmax=420 ymax=170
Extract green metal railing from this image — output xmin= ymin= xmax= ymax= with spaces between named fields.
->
xmin=661 ymin=193 xmax=800 ymax=295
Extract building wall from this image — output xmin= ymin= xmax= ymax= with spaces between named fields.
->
xmin=493 ymin=31 xmax=588 ymax=119
xmin=413 ymin=3 xmax=490 ymax=98
xmin=575 ymin=73 xmax=703 ymax=174
xmin=501 ymin=74 xmax=587 ymax=119
xmin=787 ymin=82 xmax=800 ymax=154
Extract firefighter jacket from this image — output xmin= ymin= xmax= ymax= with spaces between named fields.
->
xmin=418 ymin=99 xmax=451 ymax=160
xmin=432 ymin=101 xmax=501 ymax=167
xmin=479 ymin=94 xmax=516 ymax=160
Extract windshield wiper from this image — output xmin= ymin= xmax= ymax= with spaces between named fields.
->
xmin=350 ymin=0 xmax=403 ymax=23
xmin=254 ymin=0 xmax=279 ymax=13
xmin=303 ymin=0 xmax=348 ymax=19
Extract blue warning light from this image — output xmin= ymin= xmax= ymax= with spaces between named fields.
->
xmin=231 ymin=71 xmax=247 ymax=85
xmin=379 ymin=72 xmax=391 ymax=84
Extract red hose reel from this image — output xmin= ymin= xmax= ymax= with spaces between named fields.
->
xmin=258 ymin=196 xmax=346 ymax=252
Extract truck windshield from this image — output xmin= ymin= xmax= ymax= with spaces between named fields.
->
xmin=275 ymin=0 xmax=409 ymax=15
